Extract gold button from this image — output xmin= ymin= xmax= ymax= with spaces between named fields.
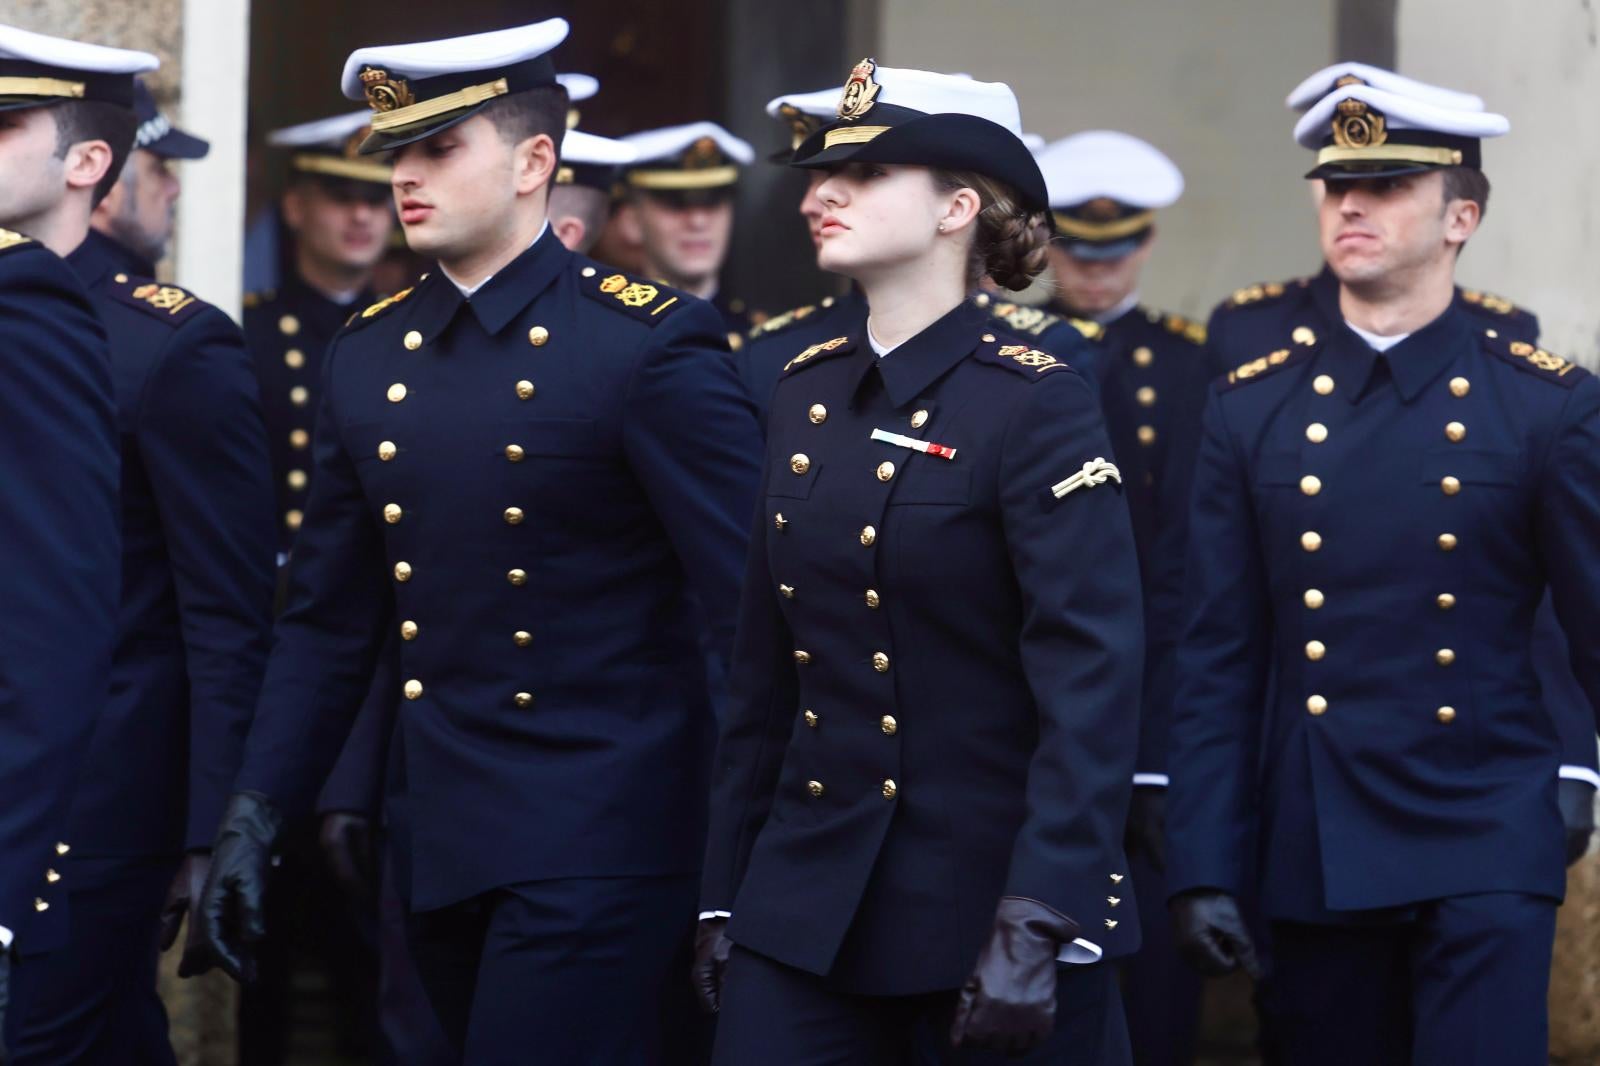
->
xmin=1437 ymin=593 xmax=1456 ymax=610
xmin=1441 ymin=476 xmax=1461 ymax=496
xmin=45 ymin=868 xmax=60 ymax=883
xmin=807 ymin=780 xmax=825 ymax=798
xmin=56 ymin=842 xmax=70 ymax=856
xmin=581 ymin=267 xmax=597 ymax=278
xmin=882 ymin=779 xmax=898 ymax=800
xmin=1305 ymin=640 xmax=1326 ymax=661
xmin=279 ymin=314 xmax=299 ymax=336
xmin=1307 ymin=695 xmax=1328 ymax=716
xmin=1449 ymin=377 xmax=1470 ymax=398
xmin=1438 ymin=533 xmax=1457 ymax=551
xmin=804 ymin=709 xmax=818 ymax=728
xmin=1137 ymin=425 xmax=1156 ymax=446
xmin=287 ymin=469 xmax=308 ymax=491
xmin=794 ymin=650 xmax=811 ymax=665
xmin=975 ymin=294 xmax=991 ymax=307
xmin=877 ymin=461 xmax=895 ymax=482
xmin=1437 ymin=706 xmax=1457 ymax=724
xmin=514 ymin=630 xmax=533 ymax=647
xmin=34 ymin=898 xmax=48 ymax=912
xmin=285 ymin=348 xmax=305 ymax=369
xmin=400 ymin=620 xmax=418 ymax=640
xmin=1136 ymin=387 xmax=1157 ymax=407
xmin=1301 ymin=531 xmax=1322 ymax=552
xmin=504 ymin=507 xmax=524 ymax=525
xmin=515 ymin=692 xmax=534 ymax=708
xmin=1109 ymin=873 xmax=1123 ymax=883
xmin=821 ymin=296 xmax=835 ymax=308
xmin=872 ymin=651 xmax=890 ymax=673
xmin=404 ymin=330 xmax=422 ymax=350
xmin=864 ymin=589 xmax=880 ymax=609
xmin=774 ymin=513 xmax=787 ymax=531
xmin=114 ymin=273 xmax=128 ymax=283
xmin=507 ymin=568 xmax=527 ymax=586
xmin=981 ymin=333 xmax=995 ymax=342
xmin=1445 ymin=422 xmax=1466 ymax=443
xmin=860 ymin=525 xmax=876 ymax=546
xmin=1300 ymin=475 xmax=1321 ymax=496
xmin=1306 ymin=422 xmax=1328 ymax=444
xmin=910 ymin=409 xmax=929 ymax=429
xmin=387 ymin=383 xmax=407 ymax=403
xmin=808 ymin=404 xmax=827 ymax=424
xmin=1485 ymin=329 xmax=1498 ymax=339
xmin=779 ymin=583 xmax=794 ymax=599
xmin=1436 ymin=648 xmax=1455 ymax=666
xmin=383 ymin=503 xmax=402 ymax=524
xmin=290 ymin=428 xmax=310 ymax=450
xmin=880 ymin=715 xmax=897 ymax=736
xmin=377 ymin=440 xmax=397 ymax=461
xmin=394 ymin=561 xmax=412 ymax=582
xmin=516 ymin=380 xmax=536 ymax=400
xmin=1133 ymin=346 xmax=1154 ymax=368
xmin=1292 ymin=326 xmax=1317 ymax=346
xmin=1313 ymin=374 xmax=1335 ymax=396
xmin=528 ymin=325 xmax=549 ymax=346
xmin=790 ymin=453 xmax=811 ymax=475
xmin=290 ymin=386 xmax=309 ymax=407
xmin=284 ymin=509 xmax=303 ymax=531
xmin=505 ymin=444 xmax=524 ymax=462
xmin=1304 ymin=588 xmax=1325 ymax=609
xmin=403 ymin=679 xmax=423 ymax=700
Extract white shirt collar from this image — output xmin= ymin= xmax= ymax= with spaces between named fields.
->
xmin=1346 ymin=320 xmax=1411 ymax=352
xmin=442 ymin=220 xmax=550 ymax=298
xmin=1092 ymin=291 xmax=1141 ymax=325
xmin=866 ymin=319 xmax=899 ymax=359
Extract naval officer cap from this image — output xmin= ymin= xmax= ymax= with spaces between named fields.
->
xmin=1294 ymin=83 xmax=1508 ymax=180
xmin=132 ymin=79 xmax=207 ymax=160
xmin=790 ymin=60 xmax=1048 ymax=213
xmin=1035 ymin=130 xmax=1183 ymax=261
xmin=340 ymin=18 xmax=570 ymax=154
xmin=620 ymin=121 xmax=755 ymax=202
xmin=1286 ymin=61 xmax=1484 ymax=113
xmin=765 ymin=86 xmax=842 ymax=157
xmin=268 ymin=111 xmax=392 ymax=185
xmin=559 ymin=72 xmax=596 ymax=130
xmin=0 ymin=22 xmax=158 ymax=113
xmin=558 ymin=129 xmax=637 ymax=192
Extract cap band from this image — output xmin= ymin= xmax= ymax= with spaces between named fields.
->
xmin=368 ymin=77 xmax=508 ymax=133
xmin=292 ymin=153 xmax=392 ymax=183
xmin=1315 ymin=144 xmax=1464 ymax=169
xmin=0 ymin=76 xmax=84 ymax=99
xmin=823 ymin=125 xmax=887 ymax=149
xmin=1052 ymin=209 xmax=1155 ymax=241
xmin=627 ymin=165 xmax=739 ymax=190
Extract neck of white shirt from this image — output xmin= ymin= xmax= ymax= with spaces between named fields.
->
xmin=442 ymin=220 xmax=550 ymax=299
xmin=1346 ymin=319 xmax=1411 ymax=353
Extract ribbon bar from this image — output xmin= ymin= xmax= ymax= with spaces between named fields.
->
xmin=1051 ymin=457 xmax=1122 ymax=499
xmin=871 ymin=428 xmax=957 ymax=461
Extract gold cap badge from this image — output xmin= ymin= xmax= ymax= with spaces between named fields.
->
xmin=837 ymin=58 xmax=882 ymax=121
xmin=360 ymin=68 xmax=415 ymax=114
xmin=1332 ymin=98 xmax=1387 ymax=150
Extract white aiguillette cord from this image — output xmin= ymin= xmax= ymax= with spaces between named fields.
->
xmin=1051 ymin=458 xmax=1121 ymax=499
xmin=870 ymin=428 xmax=957 ymax=460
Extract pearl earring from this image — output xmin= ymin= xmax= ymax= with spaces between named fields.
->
xmin=937 ymin=221 xmax=946 ymax=232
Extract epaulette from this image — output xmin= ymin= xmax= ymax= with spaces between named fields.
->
xmin=748 ymin=300 xmax=827 ymax=341
xmin=984 ymin=299 xmax=1062 ymax=338
xmin=1220 ymin=337 xmax=1317 ymax=390
xmin=107 ymin=277 xmax=210 ymax=328
xmin=579 ymin=267 xmax=687 ymax=325
xmin=345 ymin=285 xmax=415 ymax=329
xmin=975 ymin=335 xmax=1073 ymax=380
xmin=1483 ymin=333 xmax=1586 ymax=388
xmin=1222 ymin=277 xmax=1310 ymax=311
xmin=1459 ymin=289 xmax=1526 ymax=318
xmin=241 ymin=289 xmax=276 ymax=311
xmin=1157 ymin=310 xmax=1207 ymax=345
xmin=0 ymin=228 xmax=34 ymax=256
xmin=781 ymin=335 xmax=853 ymax=375
xmin=726 ymin=330 xmax=744 ymax=353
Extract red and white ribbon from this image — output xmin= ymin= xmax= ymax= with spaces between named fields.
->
xmin=871 ymin=428 xmax=957 ymax=460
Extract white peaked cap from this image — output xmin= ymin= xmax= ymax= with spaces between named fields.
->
xmin=1036 ymin=130 xmax=1184 ymax=209
xmin=1286 ymin=61 xmax=1484 ymax=112
xmin=1294 ymin=84 xmax=1508 ymax=149
xmin=563 ymin=128 xmax=636 ymax=166
xmin=0 ymin=22 xmax=158 ymax=73
xmin=865 ymin=65 xmax=1022 ymax=135
xmin=340 ymin=18 xmax=569 ymax=100
xmin=622 ymin=121 xmax=754 ymax=166
xmin=267 ymin=111 xmax=374 ymax=148
xmin=558 ymin=72 xmax=596 ymax=102
xmin=765 ymin=86 xmax=840 ymax=121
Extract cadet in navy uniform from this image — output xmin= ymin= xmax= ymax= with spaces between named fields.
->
xmin=196 ymin=20 xmax=761 ymax=1062
xmin=615 ymin=122 xmax=760 ymax=341
xmin=1 ymin=37 xmax=276 ymax=1066
xmin=692 ymin=61 xmax=1142 ymax=1065
xmin=1165 ymin=82 xmax=1600 ymax=1065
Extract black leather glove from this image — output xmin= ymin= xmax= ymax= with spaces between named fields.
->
xmin=319 ymin=812 xmax=377 ymax=903
xmin=195 ymin=791 xmax=283 ymax=982
xmin=1559 ymin=778 xmax=1596 ymax=866
xmin=949 ymin=896 xmax=1076 ymax=1054
xmin=1125 ymin=787 xmax=1167 ymax=873
xmin=1172 ymin=890 xmax=1262 ymax=979
xmin=158 ymin=852 xmax=213 ymax=977
xmin=690 ymin=917 xmax=733 ymax=1014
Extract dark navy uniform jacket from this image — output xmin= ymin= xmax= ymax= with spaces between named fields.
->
xmin=233 ymin=230 xmax=762 ymax=911
xmin=1200 ymin=268 xmax=1597 ymax=789
xmin=702 ymin=300 xmax=1144 ymax=995
xmin=244 ymin=275 xmax=374 ymax=558
xmin=65 ymin=231 xmax=277 ymax=858
xmin=1166 ymin=304 xmax=1600 ymax=923
xmin=0 ymin=234 xmax=120 ymax=952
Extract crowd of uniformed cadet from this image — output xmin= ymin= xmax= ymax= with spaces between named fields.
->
xmin=0 ymin=13 xmax=1596 ymax=1066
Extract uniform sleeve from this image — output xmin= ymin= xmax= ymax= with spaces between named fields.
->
xmin=0 ymin=255 xmax=120 ymax=932
xmin=1537 ymin=380 xmax=1600 ymax=742
xmin=1164 ymin=390 xmax=1273 ymax=897
xmin=620 ymin=302 xmax=764 ymax=695
xmin=138 ymin=311 xmax=278 ymax=848
xmin=316 ymin=629 xmax=402 ymax=816
xmin=234 ymin=341 xmax=392 ymax=813
xmin=996 ymin=370 xmax=1144 ymax=915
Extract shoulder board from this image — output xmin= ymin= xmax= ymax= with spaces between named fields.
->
xmin=0 ymin=228 xmax=34 ymax=257
xmin=1156 ymin=309 xmax=1207 ymax=345
xmin=1220 ymin=342 xmax=1315 ymax=390
xmin=1483 ymin=333 xmax=1586 ymax=388
xmin=748 ymin=301 xmax=822 ymax=341
xmin=1222 ymin=277 xmax=1310 ymax=312
xmin=107 ymin=277 xmax=210 ymax=328
xmin=976 ymin=337 xmax=1073 ymax=380
xmin=241 ymin=289 xmax=276 ymax=311
xmin=986 ymin=299 xmax=1063 ymax=338
xmin=345 ymin=285 xmax=415 ymax=329
xmin=579 ymin=269 xmax=687 ymax=325
xmin=1459 ymin=289 xmax=1526 ymax=318
xmin=781 ymin=335 xmax=853 ymax=375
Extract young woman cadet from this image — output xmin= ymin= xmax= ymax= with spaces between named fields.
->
xmin=692 ymin=61 xmax=1144 ymax=1066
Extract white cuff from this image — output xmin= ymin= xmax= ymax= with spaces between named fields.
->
xmin=1057 ymin=937 xmax=1102 ymax=964
xmin=1132 ymin=773 xmax=1170 ymax=787
xmin=698 ymin=910 xmax=732 ymax=921
xmin=1559 ymin=765 xmax=1600 ymax=790
xmin=0 ymin=923 xmax=11 ymax=950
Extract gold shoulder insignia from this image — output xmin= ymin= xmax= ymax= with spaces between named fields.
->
xmin=1163 ymin=312 xmax=1207 ymax=345
xmin=749 ymin=303 xmax=818 ymax=340
xmin=1224 ymin=344 xmax=1312 ymax=387
xmin=1486 ymin=333 xmax=1584 ymax=387
xmin=783 ymin=335 xmax=849 ymax=373
xmin=998 ymin=344 xmax=1062 ymax=372
xmin=1224 ymin=278 xmax=1298 ymax=310
xmin=1068 ymin=317 xmax=1104 ymax=341
xmin=108 ymin=276 xmax=211 ymax=327
xmin=0 ymin=228 xmax=34 ymax=252
xmin=1461 ymin=289 xmax=1521 ymax=316
xmin=989 ymin=301 xmax=1061 ymax=337
xmin=580 ymin=267 xmax=685 ymax=324
xmin=360 ymin=286 xmax=414 ymax=320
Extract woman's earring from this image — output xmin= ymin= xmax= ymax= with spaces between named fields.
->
xmin=937 ymin=221 xmax=947 ymax=232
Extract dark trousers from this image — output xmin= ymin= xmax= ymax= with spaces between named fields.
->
xmin=1120 ymin=849 xmax=1201 ymax=1066
xmin=4 ymin=855 xmax=177 ymax=1066
xmin=1269 ymin=892 xmax=1556 ymax=1066
xmin=404 ymin=874 xmax=705 ymax=1065
xmin=714 ymin=944 xmax=1131 ymax=1066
